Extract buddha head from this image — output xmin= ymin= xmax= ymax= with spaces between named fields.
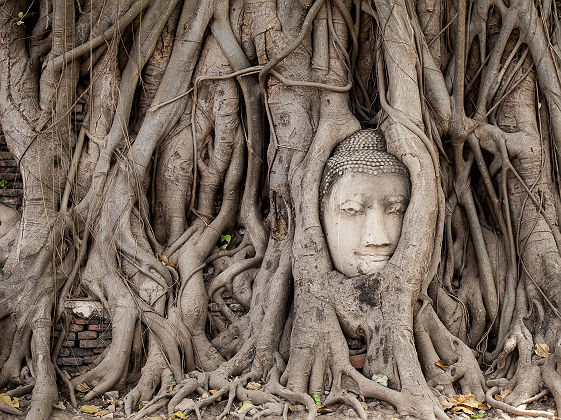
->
xmin=320 ymin=129 xmax=411 ymax=277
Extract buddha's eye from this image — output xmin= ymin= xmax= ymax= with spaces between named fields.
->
xmin=385 ymin=201 xmax=407 ymax=215
xmin=339 ymin=201 xmax=364 ymax=216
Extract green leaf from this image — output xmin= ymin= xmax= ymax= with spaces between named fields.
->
xmin=311 ymin=393 xmax=321 ymax=407
xmin=220 ymin=234 xmax=231 ymax=244
xmin=0 ymin=179 xmax=7 ymax=189
xmin=0 ymin=267 xmax=4 ymax=276
xmin=17 ymin=12 xmax=23 ymax=17
xmin=470 ymin=414 xmax=485 ymax=419
xmin=16 ymin=20 xmax=23 ymax=25
xmin=76 ymin=392 xmax=86 ymax=398
xmin=11 ymin=204 xmax=17 ymax=210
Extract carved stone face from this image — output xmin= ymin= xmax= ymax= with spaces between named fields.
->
xmin=321 ymin=172 xmax=410 ymax=277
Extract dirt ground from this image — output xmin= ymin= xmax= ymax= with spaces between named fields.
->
xmin=1 ymin=393 xmax=558 ymax=420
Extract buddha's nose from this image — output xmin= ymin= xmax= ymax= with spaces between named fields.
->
xmin=361 ymin=209 xmax=390 ymax=247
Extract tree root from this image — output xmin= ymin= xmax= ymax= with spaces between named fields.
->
xmin=486 ymin=386 xmax=554 ymax=418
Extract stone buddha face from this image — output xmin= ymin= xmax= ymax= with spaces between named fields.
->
xmin=320 ymin=129 xmax=410 ymax=277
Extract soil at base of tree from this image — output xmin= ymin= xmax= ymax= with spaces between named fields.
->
xmin=2 ymin=395 xmax=557 ymax=420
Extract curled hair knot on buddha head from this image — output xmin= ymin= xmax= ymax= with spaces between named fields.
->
xmin=319 ymin=128 xmax=410 ymax=204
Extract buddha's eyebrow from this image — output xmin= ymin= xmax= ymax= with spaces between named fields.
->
xmin=339 ymin=197 xmax=364 ymax=205
xmin=382 ymin=195 xmax=409 ymax=206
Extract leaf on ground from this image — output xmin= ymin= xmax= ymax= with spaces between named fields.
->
xmin=75 ymin=383 xmax=91 ymax=393
xmin=208 ymin=389 xmax=221 ymax=401
xmin=312 ymin=393 xmax=321 ymax=406
xmin=171 ymin=411 xmax=186 ymax=419
xmin=441 ymin=394 xmax=489 ymax=414
xmin=246 ymin=381 xmax=261 ymax=390
xmin=494 ymin=389 xmax=510 ymax=402
xmin=360 ymin=401 xmax=368 ymax=410
xmin=0 ymin=395 xmax=19 ymax=408
xmin=93 ymin=409 xmax=110 ymax=417
xmin=167 ymin=384 xmax=174 ymax=393
xmin=77 ymin=392 xmax=86 ymax=398
xmin=317 ymin=405 xmax=334 ymax=414
xmin=156 ymin=254 xmax=178 ymax=270
xmin=237 ymin=401 xmax=254 ymax=413
xmin=220 ymin=234 xmax=232 ymax=244
xmin=371 ymin=373 xmax=388 ymax=387
xmin=79 ymin=405 xmax=99 ymax=414
xmin=435 ymin=360 xmax=449 ymax=370
xmin=471 ymin=413 xmax=485 ymax=419
xmin=535 ymin=343 xmax=551 ymax=357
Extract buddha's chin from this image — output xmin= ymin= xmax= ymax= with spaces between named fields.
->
xmin=357 ymin=257 xmax=390 ymax=275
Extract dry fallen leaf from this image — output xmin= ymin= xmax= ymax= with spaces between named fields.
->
xmin=494 ymin=389 xmax=511 ymax=402
xmin=93 ymin=409 xmax=110 ymax=417
xmin=209 ymin=389 xmax=221 ymax=402
xmin=76 ymin=383 xmax=91 ymax=393
xmin=237 ymin=401 xmax=254 ymax=413
xmin=371 ymin=373 xmax=388 ymax=387
xmin=171 ymin=411 xmax=186 ymax=419
xmin=0 ymin=395 xmax=19 ymax=408
xmin=79 ymin=405 xmax=99 ymax=414
xmin=360 ymin=401 xmax=368 ymax=410
xmin=535 ymin=343 xmax=551 ymax=358
xmin=246 ymin=381 xmax=262 ymax=390
xmin=440 ymin=394 xmax=489 ymax=415
xmin=435 ymin=360 xmax=449 ymax=370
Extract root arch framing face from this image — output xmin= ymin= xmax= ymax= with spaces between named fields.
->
xmin=1 ymin=0 xmax=561 ymax=419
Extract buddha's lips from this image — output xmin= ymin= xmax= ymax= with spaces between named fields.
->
xmin=354 ymin=253 xmax=391 ymax=262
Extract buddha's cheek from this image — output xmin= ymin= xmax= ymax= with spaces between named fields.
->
xmin=323 ymin=215 xmax=364 ymax=277
xmin=383 ymin=214 xmax=405 ymax=253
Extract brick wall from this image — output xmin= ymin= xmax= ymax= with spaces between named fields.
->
xmin=0 ymin=125 xmax=22 ymax=208
xmin=55 ymin=300 xmax=112 ymax=373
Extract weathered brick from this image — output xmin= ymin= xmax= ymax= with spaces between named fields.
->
xmin=349 ymin=354 xmax=366 ymax=369
xmin=72 ymin=317 xmax=90 ymax=325
xmin=88 ymin=323 xmax=104 ymax=331
xmin=66 ymin=332 xmax=76 ymax=341
xmin=77 ymin=331 xmax=97 ymax=340
xmin=57 ymin=357 xmax=83 ymax=366
xmin=79 ymin=340 xmax=105 ymax=348
xmin=62 ymin=340 xmax=75 ymax=347
xmin=69 ymin=348 xmax=93 ymax=357
xmin=83 ymin=356 xmax=98 ymax=364
xmin=68 ymin=323 xmax=84 ymax=332
xmin=58 ymin=348 xmax=71 ymax=357
xmin=93 ymin=347 xmax=106 ymax=354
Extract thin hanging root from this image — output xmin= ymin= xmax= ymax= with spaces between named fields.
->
xmin=486 ymin=386 xmax=554 ymax=418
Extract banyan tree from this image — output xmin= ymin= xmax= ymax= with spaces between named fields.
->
xmin=2 ymin=0 xmax=561 ymax=418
